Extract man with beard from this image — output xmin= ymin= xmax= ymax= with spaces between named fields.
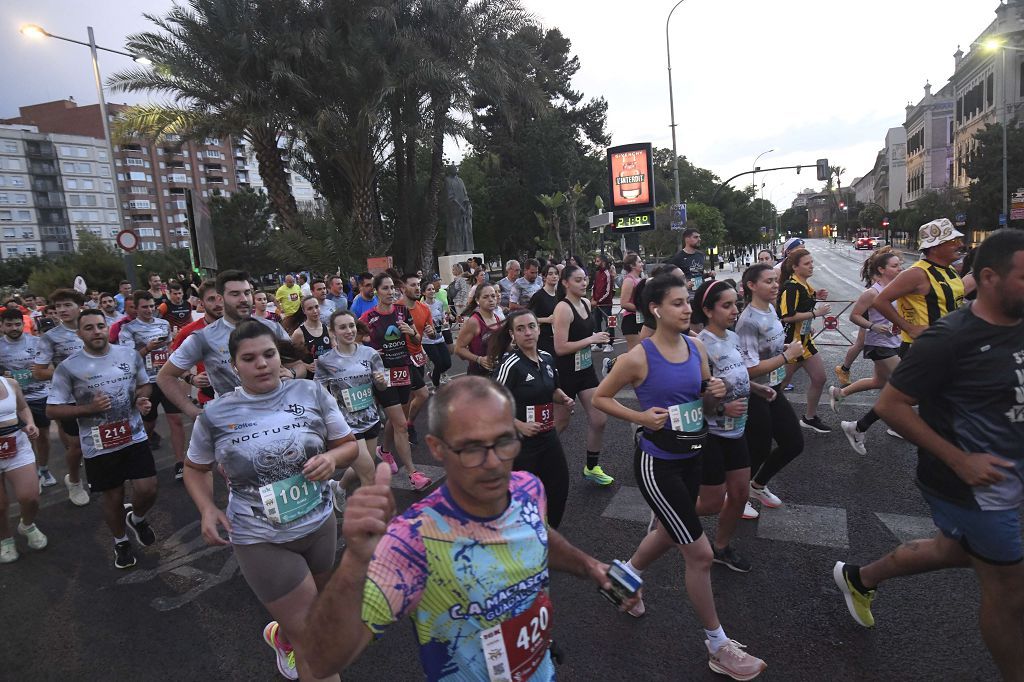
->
xmin=99 ymin=292 xmax=120 ymax=328
xmin=159 ymin=270 xmax=300 ymax=420
xmin=833 ymin=229 xmax=1024 ymax=681
xmin=46 ymin=309 xmax=157 ymax=569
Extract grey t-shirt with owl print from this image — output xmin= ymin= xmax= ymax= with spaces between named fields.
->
xmin=186 ymin=379 xmax=352 ymax=545
xmin=47 ymin=344 xmax=150 ymax=459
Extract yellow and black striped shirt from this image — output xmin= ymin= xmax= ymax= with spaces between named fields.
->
xmin=898 ymin=259 xmax=964 ymax=344
xmin=778 ymin=275 xmax=817 ymax=360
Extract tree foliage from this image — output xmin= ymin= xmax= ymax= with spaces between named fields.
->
xmin=965 ymin=118 xmax=1024 ymax=229
xmin=209 ymin=188 xmax=276 ymax=273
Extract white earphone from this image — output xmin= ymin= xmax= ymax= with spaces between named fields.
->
xmin=653 ymin=309 xmax=661 ymax=319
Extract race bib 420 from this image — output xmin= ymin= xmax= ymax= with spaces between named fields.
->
xmin=479 ymin=591 xmax=552 ymax=682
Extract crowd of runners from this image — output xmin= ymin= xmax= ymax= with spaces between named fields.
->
xmin=1 ymin=220 xmax=1022 ymax=681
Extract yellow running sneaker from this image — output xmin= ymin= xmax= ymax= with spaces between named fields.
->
xmin=583 ymin=465 xmax=614 ymax=486
xmin=834 ymin=364 xmax=852 ymax=388
xmin=833 ymin=561 xmax=876 ymax=627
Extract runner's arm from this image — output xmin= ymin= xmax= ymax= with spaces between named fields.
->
xmin=13 ymin=383 xmax=36 ymax=435
xmin=619 ymin=277 xmax=636 ymax=313
xmin=849 ymin=287 xmax=883 ymax=331
xmin=31 ymin=363 xmax=54 ymax=381
xmin=453 ymin=317 xmax=481 ymax=364
xmin=873 ymin=267 xmax=927 ymax=331
xmin=778 ymin=286 xmax=812 ymax=325
xmin=157 ymin=361 xmax=202 ymax=419
xmin=552 ymin=302 xmax=595 ymax=356
xmin=592 ymin=346 xmax=648 ymax=423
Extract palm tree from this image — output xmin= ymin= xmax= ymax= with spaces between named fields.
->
xmin=108 ymin=0 xmax=306 ymax=232
xmin=536 ymin=191 xmax=566 ymax=256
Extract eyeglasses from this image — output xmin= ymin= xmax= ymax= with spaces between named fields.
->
xmin=436 ymin=434 xmax=522 ymax=468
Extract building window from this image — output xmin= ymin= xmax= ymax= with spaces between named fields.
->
xmin=2 ymin=142 xmax=17 ymax=153
xmin=5 ymin=159 xmax=21 ymax=171
xmin=63 ymin=162 xmax=76 ymax=173
xmin=126 ymin=157 xmax=144 ymax=167
xmin=66 ymin=178 xmax=78 ymax=189
xmin=82 ymin=179 xmax=94 ymax=190
xmin=78 ymin=162 xmax=93 ymax=173
xmin=16 ymin=210 xmax=29 ymax=221
xmin=987 ymin=73 xmax=994 ymax=108
xmin=98 ymin=150 xmax=108 ymax=162
xmin=129 ymin=172 xmax=146 ymax=182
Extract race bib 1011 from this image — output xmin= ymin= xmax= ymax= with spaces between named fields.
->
xmin=259 ymin=474 xmax=323 ymax=525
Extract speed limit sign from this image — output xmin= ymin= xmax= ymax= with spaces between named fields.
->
xmin=116 ymin=229 xmax=139 ymax=252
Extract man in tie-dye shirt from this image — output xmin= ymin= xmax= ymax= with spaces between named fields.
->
xmin=304 ymin=376 xmax=638 ymax=680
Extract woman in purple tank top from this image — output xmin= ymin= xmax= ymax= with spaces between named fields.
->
xmin=592 ymin=272 xmax=769 ymax=679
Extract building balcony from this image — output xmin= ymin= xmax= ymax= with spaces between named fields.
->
xmin=28 ymin=162 xmax=58 ymax=176
xmin=167 ymin=174 xmax=189 ymax=184
xmin=34 ymin=196 xmax=65 ymax=209
xmin=24 ymin=143 xmax=56 ymax=158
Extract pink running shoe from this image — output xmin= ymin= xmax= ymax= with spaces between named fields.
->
xmin=262 ymin=621 xmax=297 ymax=680
xmin=376 ymin=445 xmax=399 ymax=474
xmin=409 ymin=471 xmax=432 ymax=491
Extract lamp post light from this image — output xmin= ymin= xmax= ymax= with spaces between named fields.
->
xmin=752 ymin=148 xmax=774 ymax=198
xmin=20 ymin=23 xmax=151 ymax=284
xmin=665 ymin=0 xmax=687 ymax=208
xmin=980 ymin=37 xmax=1024 ymax=222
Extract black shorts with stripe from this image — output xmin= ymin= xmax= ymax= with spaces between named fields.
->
xmin=633 ymin=446 xmax=704 ymax=545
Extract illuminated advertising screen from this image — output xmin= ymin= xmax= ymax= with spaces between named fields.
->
xmin=607 ymin=143 xmax=654 ymax=211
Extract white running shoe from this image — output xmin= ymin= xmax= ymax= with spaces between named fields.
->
xmin=38 ymin=469 xmax=58 ymax=487
xmin=741 ymin=501 xmax=760 ymax=520
xmin=886 ymin=428 xmax=904 ymax=440
xmin=627 ymin=594 xmax=646 ymax=618
xmin=841 ymin=421 xmax=867 ymax=455
xmin=0 ymin=538 xmax=17 ymax=563
xmin=64 ymin=474 xmax=90 ymax=506
xmin=17 ymin=522 xmax=47 ymax=550
xmin=329 ymin=480 xmax=347 ymax=515
xmin=829 ymin=386 xmax=843 ymax=414
xmin=748 ymin=484 xmax=782 ymax=508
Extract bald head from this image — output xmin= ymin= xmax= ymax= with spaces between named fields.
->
xmin=427 ymin=376 xmax=514 ymax=440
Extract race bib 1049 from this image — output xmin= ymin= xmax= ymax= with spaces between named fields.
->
xmin=259 ymin=474 xmax=323 ymax=525
xmin=341 ymin=384 xmax=375 ymax=412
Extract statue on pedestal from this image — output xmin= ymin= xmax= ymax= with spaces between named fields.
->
xmin=444 ymin=165 xmax=474 ymax=253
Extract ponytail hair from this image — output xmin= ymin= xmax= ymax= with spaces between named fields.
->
xmin=740 ymin=263 xmax=773 ymax=302
xmin=860 ymin=246 xmax=897 ymax=287
xmin=556 ymin=264 xmax=584 ymax=301
xmin=780 ymin=247 xmax=810 ymax=283
xmin=487 ymin=309 xmax=537 ymax=366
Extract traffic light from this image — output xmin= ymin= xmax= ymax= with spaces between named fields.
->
xmin=839 ymin=201 xmax=846 ymax=210
xmin=816 ymin=158 xmax=829 ymax=181
xmin=882 ymin=217 xmax=890 ymax=227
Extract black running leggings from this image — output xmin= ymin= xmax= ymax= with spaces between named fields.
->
xmin=423 ymin=342 xmax=453 ymax=387
xmin=744 ymin=391 xmax=804 ymax=486
xmin=514 ymin=432 xmax=569 ymax=529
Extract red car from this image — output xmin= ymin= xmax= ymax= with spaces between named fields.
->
xmin=855 ymin=235 xmax=878 ymax=250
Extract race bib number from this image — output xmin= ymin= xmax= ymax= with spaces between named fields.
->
xmin=0 ymin=435 xmax=17 ymax=459
xmin=341 ymin=384 xmax=375 ymax=412
xmin=410 ymin=350 xmax=427 ymax=367
xmin=11 ymin=368 xmax=32 ymax=387
xmin=479 ymin=591 xmax=552 ymax=682
xmin=145 ymin=349 xmax=169 ymax=372
xmin=259 ymin=474 xmax=323 ymax=525
xmin=526 ymin=403 xmax=554 ymax=432
xmin=720 ymin=414 xmax=748 ymax=432
xmin=92 ymin=419 xmax=132 ymax=450
xmin=800 ymin=318 xmax=813 ymax=336
xmin=386 ymin=366 xmax=411 ymax=387
xmin=607 ymin=315 xmax=617 ymax=329
xmin=635 ymin=311 xmax=645 ymax=325
xmin=668 ymin=398 xmax=704 ymax=433
xmin=574 ymin=347 xmax=592 ymax=371
xmin=691 ymin=275 xmax=704 ymax=289
xmin=768 ymin=366 xmax=786 ymax=385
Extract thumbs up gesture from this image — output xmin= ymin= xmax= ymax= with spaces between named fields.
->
xmin=341 ymin=463 xmax=397 ymax=563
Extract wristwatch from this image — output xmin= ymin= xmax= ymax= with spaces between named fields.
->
xmin=715 ymin=404 xmax=726 ymax=417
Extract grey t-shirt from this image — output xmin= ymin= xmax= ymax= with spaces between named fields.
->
xmin=510 ymin=276 xmax=542 ymax=306
xmin=0 ymin=334 xmax=49 ymax=402
xmin=48 ymin=344 xmax=150 ymax=459
xmin=698 ymin=329 xmax=751 ymax=438
xmin=168 ymin=316 xmax=289 ymax=396
xmin=736 ymin=303 xmax=787 ymax=387
xmin=34 ymin=324 xmax=84 ymax=368
xmin=315 ymin=346 xmax=384 ymax=433
xmin=118 ymin=316 xmax=172 ymax=382
xmin=186 ymin=380 xmax=352 ymax=545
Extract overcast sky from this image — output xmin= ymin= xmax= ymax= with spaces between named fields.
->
xmin=0 ymin=0 xmax=1004 ymax=209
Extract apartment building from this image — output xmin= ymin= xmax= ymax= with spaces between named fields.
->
xmin=903 ymin=82 xmax=955 ymax=205
xmin=0 ymin=124 xmax=119 ymax=260
xmin=238 ymin=140 xmax=322 ymax=212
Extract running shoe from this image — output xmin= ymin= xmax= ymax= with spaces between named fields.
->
xmin=834 ymin=364 xmax=852 ymax=388
xmin=174 ymin=462 xmax=184 ymax=481
xmin=64 ymin=474 xmax=90 ymax=506
xmin=376 ymin=445 xmax=399 ymax=474
xmin=0 ymin=538 xmax=17 ymax=563
xmin=627 ymin=594 xmax=646 ymax=618
xmin=125 ymin=511 xmax=156 ymax=547
xmin=713 ymin=545 xmax=751 ymax=573
xmin=602 ymin=357 xmax=614 ymax=376
xmin=748 ymin=484 xmax=781 ymax=508
xmin=38 ymin=468 xmax=57 ymax=487
xmin=886 ymin=428 xmax=904 ymax=440
xmin=833 ymin=561 xmax=876 ymax=628
xmin=800 ymin=415 xmax=832 ymax=433
xmin=330 ymin=480 xmax=347 ymax=515
xmin=706 ymin=639 xmax=767 ymax=681
xmin=409 ymin=471 xmax=432 ymax=491
xmin=828 ymin=386 xmax=844 ymax=414
xmin=741 ymin=501 xmax=760 ymax=520
xmin=262 ymin=621 xmax=299 ymax=680
xmin=841 ymin=421 xmax=867 ymax=455
xmin=783 ymin=383 xmax=794 ymax=392
xmin=583 ymin=465 xmax=614 ymax=486
xmin=113 ymin=540 xmax=136 ymax=569
xmin=440 ymin=373 xmax=450 ymax=385
xmin=17 ymin=522 xmax=47 ymax=550
xmin=407 ymin=423 xmax=419 ymax=445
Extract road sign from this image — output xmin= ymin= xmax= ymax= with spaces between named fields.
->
xmin=823 ymin=315 xmax=839 ymax=331
xmin=670 ymin=203 xmax=686 ymax=231
xmin=999 ymin=213 xmax=1008 ymax=226
xmin=588 ymin=212 xmax=614 ymax=230
xmin=954 ymin=212 xmax=967 ymax=227
xmin=116 ymin=229 xmax=139 ymax=252
xmin=1011 ymin=209 xmax=1024 ymax=220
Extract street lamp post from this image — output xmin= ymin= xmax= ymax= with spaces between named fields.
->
xmin=752 ymin=148 xmax=774 ymax=199
xmin=980 ymin=37 xmax=1024 ymax=222
xmin=666 ymin=0 xmax=687 ymax=208
xmin=20 ymin=24 xmax=150 ymax=285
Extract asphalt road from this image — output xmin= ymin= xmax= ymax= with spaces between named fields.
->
xmin=2 ymin=240 xmax=998 ymax=680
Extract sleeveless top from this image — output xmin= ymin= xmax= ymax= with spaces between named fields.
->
xmin=554 ymin=299 xmax=594 ymax=376
xmin=634 ymin=337 xmax=704 ymax=460
xmin=623 ymin=273 xmax=641 ymax=319
xmin=897 ymin=259 xmax=964 ymax=344
xmin=866 ymin=282 xmax=901 ymax=349
xmin=0 ymin=377 xmax=17 ymax=423
xmin=467 ymin=311 xmax=503 ymax=376
xmin=300 ymin=322 xmax=333 ymax=361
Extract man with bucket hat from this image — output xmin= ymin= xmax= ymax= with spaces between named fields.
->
xmin=871 ymin=218 xmax=974 ymax=356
